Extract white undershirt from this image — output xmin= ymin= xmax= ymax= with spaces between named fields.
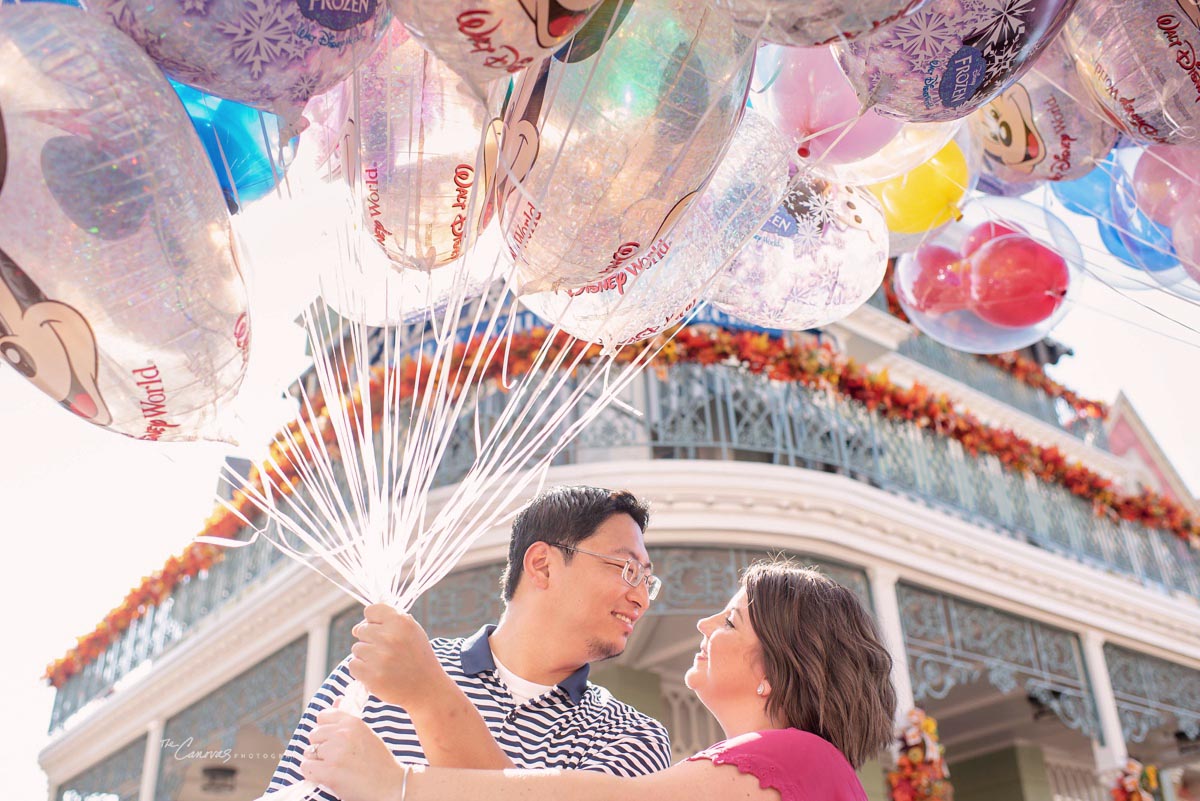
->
xmin=490 ymin=644 xmax=555 ymax=705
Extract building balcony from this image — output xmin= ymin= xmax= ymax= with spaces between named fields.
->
xmin=48 ymin=361 xmax=1200 ymax=735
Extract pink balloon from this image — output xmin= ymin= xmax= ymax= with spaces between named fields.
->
xmin=1169 ymin=196 xmax=1200 ymax=284
xmin=1132 ymin=145 xmax=1199 ymax=227
xmin=755 ymin=44 xmax=902 ymax=164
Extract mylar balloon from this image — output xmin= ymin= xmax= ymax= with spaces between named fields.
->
xmin=836 ymin=0 xmax=1077 ymax=122
xmin=519 ymin=110 xmax=793 ymax=348
xmin=0 ymin=5 xmax=249 ymax=441
xmin=358 ymin=20 xmax=492 ymax=270
xmin=390 ymin=0 xmax=604 ymax=91
xmin=87 ymin=0 xmax=389 ymax=128
xmin=866 ymin=138 xmax=969 ymax=235
xmin=970 ymin=36 xmax=1118 ymax=183
xmin=712 ymin=0 xmax=928 ymax=47
xmin=753 ymin=44 xmax=901 ymax=166
xmin=709 ymin=171 xmax=889 ymax=330
xmin=172 ymin=81 xmax=296 ymax=210
xmin=893 ymin=195 xmax=1082 ymax=353
xmin=495 ymin=0 xmax=754 ymax=293
xmin=1065 ymin=0 xmax=1200 ymax=144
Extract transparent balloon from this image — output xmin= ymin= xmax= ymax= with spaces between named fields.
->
xmin=893 ymin=195 xmax=1083 ymax=353
xmin=1064 ymin=0 xmax=1200 ymax=145
xmin=391 ymin=0 xmax=604 ymax=92
xmin=86 ymin=0 xmax=389 ymax=129
xmin=495 ymin=0 xmax=755 ymax=293
xmin=0 ymin=5 xmax=249 ymax=441
xmin=867 ymin=138 xmax=970 ymax=235
xmin=712 ymin=0 xmax=928 ymax=48
xmin=709 ymin=171 xmax=889 ymax=331
xmin=821 ymin=120 xmax=959 ymax=185
xmin=358 ymin=20 xmax=493 ymax=270
xmin=519 ymin=110 xmax=793 ymax=347
xmin=970 ymin=35 xmax=1119 ymax=184
xmin=835 ymin=0 xmax=1076 ymax=122
xmin=298 ymin=80 xmax=354 ymax=174
xmin=1131 ymin=144 xmax=1199 ymax=226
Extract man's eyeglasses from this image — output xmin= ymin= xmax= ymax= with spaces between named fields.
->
xmin=551 ymin=543 xmax=662 ymax=600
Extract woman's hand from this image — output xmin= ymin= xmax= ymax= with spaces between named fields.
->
xmin=350 ymin=604 xmax=450 ymax=711
xmin=301 ymin=707 xmax=409 ymax=801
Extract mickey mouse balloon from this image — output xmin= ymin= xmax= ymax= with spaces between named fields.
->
xmin=0 ymin=5 xmax=249 ymax=442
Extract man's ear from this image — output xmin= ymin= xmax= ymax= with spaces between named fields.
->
xmin=522 ymin=541 xmax=555 ymax=591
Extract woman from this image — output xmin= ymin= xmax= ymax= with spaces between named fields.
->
xmin=301 ymin=561 xmax=897 ymax=801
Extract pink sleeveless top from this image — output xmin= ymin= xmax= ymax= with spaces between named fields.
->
xmin=686 ymin=728 xmax=867 ymax=801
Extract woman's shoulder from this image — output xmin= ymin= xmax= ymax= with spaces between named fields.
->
xmin=686 ymin=729 xmax=866 ymax=801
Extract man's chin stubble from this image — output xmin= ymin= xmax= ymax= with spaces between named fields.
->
xmin=586 ymin=638 xmax=625 ymax=662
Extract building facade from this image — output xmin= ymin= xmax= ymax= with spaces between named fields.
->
xmin=42 ymin=298 xmax=1200 ymax=801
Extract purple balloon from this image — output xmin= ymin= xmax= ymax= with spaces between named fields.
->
xmin=835 ymin=0 xmax=1078 ymax=123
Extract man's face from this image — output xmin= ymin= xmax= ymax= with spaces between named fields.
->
xmin=551 ymin=512 xmax=652 ymax=662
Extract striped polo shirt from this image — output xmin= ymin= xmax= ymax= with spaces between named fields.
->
xmin=269 ymin=625 xmax=673 ymax=798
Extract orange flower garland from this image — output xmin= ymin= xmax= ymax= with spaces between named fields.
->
xmin=1112 ymin=760 xmax=1161 ymax=801
xmin=44 ymin=324 xmax=1200 ymax=689
xmin=888 ymin=709 xmax=952 ymax=801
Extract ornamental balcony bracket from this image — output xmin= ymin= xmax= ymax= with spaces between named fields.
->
xmin=899 ymin=583 xmax=1100 ymax=738
xmin=1105 ymin=643 xmax=1200 ymax=745
xmin=55 ymin=734 xmax=145 ymax=801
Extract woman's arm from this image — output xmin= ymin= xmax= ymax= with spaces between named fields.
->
xmin=302 ymin=710 xmax=769 ymax=801
xmin=350 ymin=605 xmax=513 ymax=769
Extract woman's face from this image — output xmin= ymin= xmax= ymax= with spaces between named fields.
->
xmin=684 ymin=588 xmax=765 ymax=708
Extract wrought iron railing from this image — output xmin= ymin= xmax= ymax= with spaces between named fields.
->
xmin=49 ymin=363 xmax=1191 ymax=732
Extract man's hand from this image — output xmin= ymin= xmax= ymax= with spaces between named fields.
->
xmin=301 ymin=707 xmax=408 ymax=801
xmin=349 ymin=604 xmax=451 ymax=711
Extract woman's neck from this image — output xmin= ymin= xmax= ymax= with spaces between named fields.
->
xmin=714 ymin=705 xmax=780 ymax=740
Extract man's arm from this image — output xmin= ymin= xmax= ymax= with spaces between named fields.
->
xmin=350 ymin=604 xmax=514 ymax=769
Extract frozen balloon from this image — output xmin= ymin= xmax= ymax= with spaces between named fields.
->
xmin=1065 ymin=0 xmax=1200 ymax=144
xmin=709 ymin=171 xmax=889 ymax=330
xmin=0 ymin=5 xmax=249 ymax=441
xmin=390 ymin=0 xmax=604 ymax=91
xmin=87 ymin=0 xmax=389 ymax=128
xmin=519 ymin=110 xmax=792 ymax=347
xmin=495 ymin=0 xmax=754 ymax=292
xmin=970 ymin=36 xmax=1118 ymax=183
xmin=836 ymin=0 xmax=1077 ymax=122
xmin=358 ymin=21 xmax=492 ymax=270
xmin=712 ymin=0 xmax=928 ymax=47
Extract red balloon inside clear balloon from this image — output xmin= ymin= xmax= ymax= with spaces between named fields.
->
xmin=960 ymin=221 xmax=1025 ymax=259
xmin=906 ymin=243 xmax=971 ymax=315
xmin=969 ymin=235 xmax=1070 ymax=328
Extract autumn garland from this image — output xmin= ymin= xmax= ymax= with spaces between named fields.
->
xmin=880 ymin=264 xmax=1109 ymax=421
xmin=44 ymin=324 xmax=1198 ymax=688
xmin=888 ymin=709 xmax=952 ymax=801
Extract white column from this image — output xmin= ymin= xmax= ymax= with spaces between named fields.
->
xmin=138 ymin=719 xmax=164 ymax=801
xmin=304 ymin=615 xmax=332 ymax=699
xmin=867 ymin=565 xmax=915 ymax=721
xmin=1081 ymin=630 xmax=1128 ymax=775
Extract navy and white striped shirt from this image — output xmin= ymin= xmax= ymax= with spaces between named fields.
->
xmin=269 ymin=625 xmax=673 ymax=798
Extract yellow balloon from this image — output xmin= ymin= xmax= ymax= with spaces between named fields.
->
xmin=865 ymin=140 xmax=969 ymax=235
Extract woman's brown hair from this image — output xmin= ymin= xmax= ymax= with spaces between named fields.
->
xmin=743 ymin=561 xmax=896 ymax=768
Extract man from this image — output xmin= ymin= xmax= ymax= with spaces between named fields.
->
xmin=269 ymin=485 xmax=671 ymax=798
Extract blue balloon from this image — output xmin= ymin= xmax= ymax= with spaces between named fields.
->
xmin=1109 ymin=166 xmax=1178 ymax=273
xmin=1050 ymin=152 xmax=1119 ymax=219
xmin=170 ymin=81 xmax=295 ymax=211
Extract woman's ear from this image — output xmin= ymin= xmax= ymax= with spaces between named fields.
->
xmin=522 ymin=541 xmax=555 ymax=591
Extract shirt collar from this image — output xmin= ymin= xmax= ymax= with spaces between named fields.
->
xmin=459 ymin=624 xmax=591 ymax=705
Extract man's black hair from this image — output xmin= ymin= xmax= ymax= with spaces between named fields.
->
xmin=500 ymin=485 xmax=650 ymax=602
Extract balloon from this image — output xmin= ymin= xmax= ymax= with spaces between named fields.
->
xmin=357 ymin=21 xmax=492 ymax=270
xmin=0 ymin=5 xmax=249 ymax=441
xmin=1110 ymin=163 xmax=1180 ymax=273
xmin=893 ymin=195 xmax=1082 ymax=353
xmin=299 ymin=80 xmax=354 ymax=173
xmin=171 ymin=81 xmax=296 ymax=211
xmin=970 ymin=35 xmax=1118 ymax=183
xmin=1169 ymin=197 xmax=1200 ymax=283
xmin=969 ymin=234 xmax=1070 ymax=327
xmin=1049 ymin=150 xmax=1118 ymax=218
xmin=519 ymin=110 xmax=793 ymax=348
xmin=1132 ymin=144 xmax=1199 ymax=226
xmin=835 ymin=0 xmax=1077 ymax=122
xmin=753 ymin=44 xmax=902 ymax=165
xmin=976 ymin=171 xmax=1035 ymax=196
xmin=866 ymin=138 xmax=969 ymax=234
xmin=1064 ymin=0 xmax=1200 ymax=145
xmin=712 ymin=0 xmax=928 ymax=48
xmin=822 ymin=120 xmax=959 ymax=184
xmin=86 ymin=0 xmax=389 ymax=128
xmin=495 ymin=0 xmax=754 ymax=293
xmin=390 ymin=0 xmax=604 ymax=91
xmin=709 ymin=171 xmax=889 ymax=331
